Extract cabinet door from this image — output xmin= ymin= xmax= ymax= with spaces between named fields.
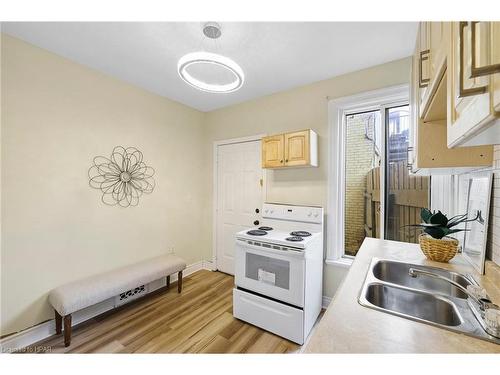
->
xmin=419 ymin=22 xmax=449 ymax=120
xmin=447 ymin=22 xmax=492 ymax=147
xmin=429 ymin=22 xmax=448 ymax=84
xmin=418 ymin=22 xmax=430 ymax=105
xmin=491 ymin=22 xmax=500 ymax=112
xmin=284 ymin=130 xmax=309 ymax=167
xmin=408 ymin=48 xmax=419 ymax=172
xmin=262 ymin=135 xmax=284 ymax=168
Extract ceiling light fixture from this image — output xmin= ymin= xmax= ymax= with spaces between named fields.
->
xmin=177 ymin=23 xmax=245 ymax=94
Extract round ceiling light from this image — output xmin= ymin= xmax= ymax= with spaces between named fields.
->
xmin=177 ymin=51 xmax=245 ymax=93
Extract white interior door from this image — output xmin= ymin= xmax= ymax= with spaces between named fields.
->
xmin=216 ymin=140 xmax=263 ymax=275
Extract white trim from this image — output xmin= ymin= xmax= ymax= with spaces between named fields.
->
xmin=325 ymin=257 xmax=353 ymax=268
xmin=0 ymin=261 xmax=212 ymax=353
xmin=327 ymin=85 xmax=409 ymax=263
xmin=321 ymin=295 xmax=332 ymax=309
xmin=202 ymin=260 xmax=216 ymax=271
xmin=212 ymin=134 xmax=267 ymax=272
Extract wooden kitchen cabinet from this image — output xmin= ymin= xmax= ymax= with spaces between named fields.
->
xmin=284 ymin=130 xmax=310 ymax=167
xmin=447 ymin=21 xmax=500 ymax=147
xmin=491 ymin=22 xmax=500 ymax=112
xmin=262 ymin=129 xmax=318 ymax=169
xmin=262 ymin=134 xmax=284 ymax=168
xmin=418 ymin=22 xmax=450 ymax=121
xmin=409 ymin=25 xmax=493 ymax=174
xmin=417 ymin=22 xmax=430 ymax=108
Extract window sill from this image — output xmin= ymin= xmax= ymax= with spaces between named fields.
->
xmin=325 ymin=257 xmax=353 ymax=268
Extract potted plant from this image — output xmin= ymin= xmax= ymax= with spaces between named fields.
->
xmin=410 ymin=208 xmax=480 ymax=263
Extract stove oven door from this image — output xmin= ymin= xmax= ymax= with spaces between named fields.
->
xmin=234 ymin=239 xmax=305 ymax=307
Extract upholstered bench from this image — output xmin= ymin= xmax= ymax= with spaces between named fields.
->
xmin=48 ymin=254 xmax=186 ymax=347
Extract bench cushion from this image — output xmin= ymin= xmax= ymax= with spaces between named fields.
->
xmin=48 ymin=254 xmax=186 ymax=316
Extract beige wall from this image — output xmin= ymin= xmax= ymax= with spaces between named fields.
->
xmin=1 ymin=33 xmax=412 ymax=336
xmin=1 ymin=35 xmax=208 ymax=335
xmin=204 ymin=57 xmax=412 ymax=297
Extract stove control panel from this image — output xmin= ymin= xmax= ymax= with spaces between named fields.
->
xmin=262 ymin=203 xmax=323 ymax=224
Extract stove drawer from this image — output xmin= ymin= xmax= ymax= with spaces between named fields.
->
xmin=233 ymin=288 xmax=304 ymax=344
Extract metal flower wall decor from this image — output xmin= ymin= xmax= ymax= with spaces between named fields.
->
xmin=88 ymin=146 xmax=155 ymax=207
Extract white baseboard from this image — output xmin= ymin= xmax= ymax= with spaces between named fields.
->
xmin=202 ymin=260 xmax=216 ymax=271
xmin=322 ymin=296 xmax=332 ymax=309
xmin=0 ymin=260 xmax=213 ymax=353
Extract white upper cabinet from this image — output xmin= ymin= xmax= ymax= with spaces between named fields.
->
xmin=447 ymin=21 xmax=500 ymax=147
xmin=408 ymin=22 xmax=493 ymax=174
xmin=419 ymin=22 xmax=449 ymax=120
xmin=491 ymin=22 xmax=500 ymax=112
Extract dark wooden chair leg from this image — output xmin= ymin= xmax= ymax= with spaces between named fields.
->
xmin=63 ymin=314 xmax=72 ymax=347
xmin=166 ymin=275 xmax=170 ymax=289
xmin=55 ymin=310 xmax=62 ymax=334
xmin=177 ymin=271 xmax=183 ymax=293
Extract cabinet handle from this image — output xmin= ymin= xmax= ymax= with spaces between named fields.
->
xmin=470 ymin=21 xmax=500 ymax=78
xmin=280 ymin=159 xmax=284 ymax=163
xmin=418 ymin=50 xmax=430 ymax=88
xmin=458 ymin=21 xmax=488 ymax=98
xmin=285 ymin=159 xmax=288 ymax=163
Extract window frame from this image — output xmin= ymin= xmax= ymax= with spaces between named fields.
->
xmin=326 ymin=85 xmax=409 ymax=267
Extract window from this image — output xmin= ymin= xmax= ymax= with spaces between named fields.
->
xmin=384 ymin=106 xmax=429 ymax=244
xmin=327 ymin=85 xmax=428 ymax=266
xmin=344 ymin=110 xmax=381 ymax=256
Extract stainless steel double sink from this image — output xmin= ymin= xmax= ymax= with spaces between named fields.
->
xmin=359 ymin=258 xmax=500 ymax=344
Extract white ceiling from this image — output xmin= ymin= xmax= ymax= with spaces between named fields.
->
xmin=2 ymin=22 xmax=418 ymax=112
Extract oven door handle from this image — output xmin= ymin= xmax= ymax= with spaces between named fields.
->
xmin=236 ymin=239 xmax=305 ymax=258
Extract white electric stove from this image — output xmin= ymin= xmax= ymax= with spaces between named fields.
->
xmin=232 ymin=203 xmax=324 ymax=345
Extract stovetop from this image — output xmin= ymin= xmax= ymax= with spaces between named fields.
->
xmin=236 ymin=227 xmax=320 ymax=249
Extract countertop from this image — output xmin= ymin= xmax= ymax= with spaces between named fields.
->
xmin=304 ymin=238 xmax=500 ymax=353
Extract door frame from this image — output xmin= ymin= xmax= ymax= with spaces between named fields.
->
xmin=212 ymin=134 xmax=268 ymax=272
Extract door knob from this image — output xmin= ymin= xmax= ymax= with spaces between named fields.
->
xmin=253 ymin=220 xmax=260 ymax=226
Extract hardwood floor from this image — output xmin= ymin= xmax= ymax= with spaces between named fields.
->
xmin=25 ymin=270 xmax=300 ymax=353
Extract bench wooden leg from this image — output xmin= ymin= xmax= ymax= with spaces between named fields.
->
xmin=55 ymin=310 xmax=62 ymax=334
xmin=63 ymin=314 xmax=72 ymax=347
xmin=166 ymin=275 xmax=170 ymax=289
xmin=177 ymin=271 xmax=183 ymax=293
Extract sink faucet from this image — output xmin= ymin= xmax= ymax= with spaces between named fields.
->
xmin=408 ymin=267 xmax=490 ymax=310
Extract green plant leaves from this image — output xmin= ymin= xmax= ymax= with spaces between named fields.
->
xmin=421 ymin=208 xmax=433 ymax=224
xmin=423 ymin=226 xmax=448 ymax=239
xmin=429 ymin=211 xmax=448 ymax=226
xmin=406 ymin=208 xmax=478 ymax=240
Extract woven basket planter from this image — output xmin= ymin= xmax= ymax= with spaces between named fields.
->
xmin=418 ymin=234 xmax=459 ymax=263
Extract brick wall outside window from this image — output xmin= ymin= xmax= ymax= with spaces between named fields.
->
xmin=345 ymin=113 xmax=378 ymax=256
